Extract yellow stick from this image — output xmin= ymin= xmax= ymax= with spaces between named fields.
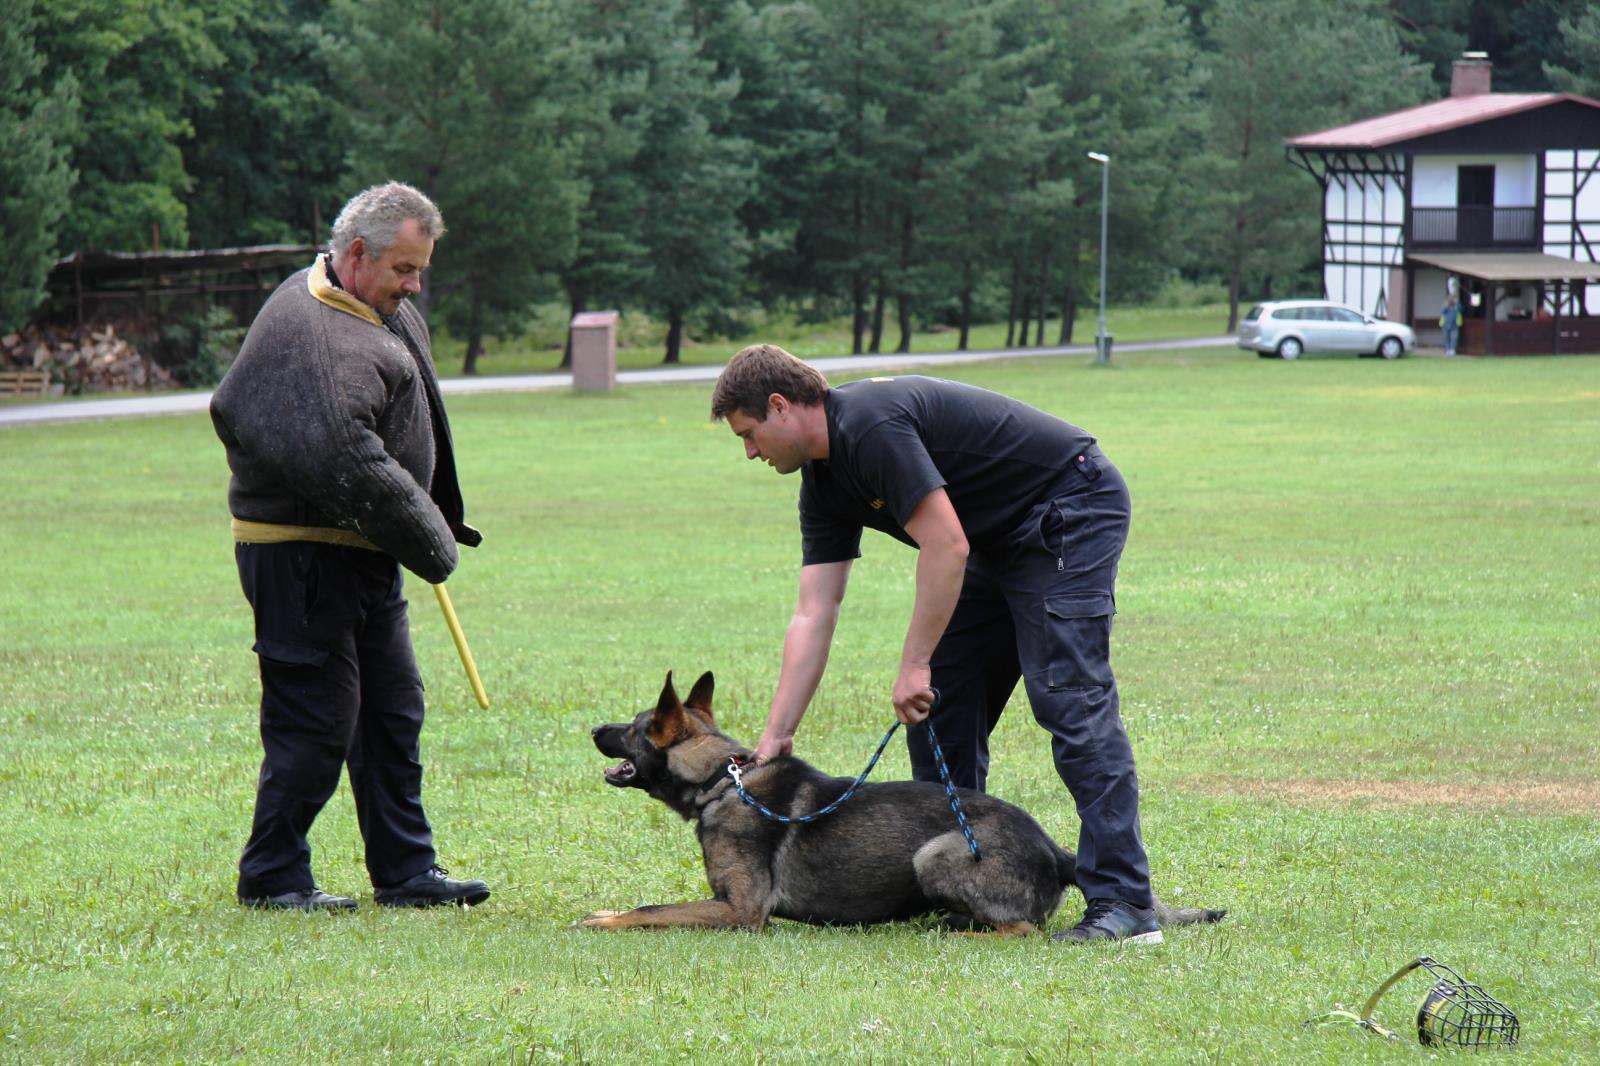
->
xmin=432 ymin=583 xmax=489 ymax=709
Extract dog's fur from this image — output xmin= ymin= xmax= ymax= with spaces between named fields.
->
xmin=584 ymin=671 xmax=1225 ymax=935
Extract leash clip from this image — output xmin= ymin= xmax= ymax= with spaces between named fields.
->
xmin=727 ymin=757 xmax=745 ymax=788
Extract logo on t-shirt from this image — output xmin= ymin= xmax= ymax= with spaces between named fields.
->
xmin=870 ymin=498 xmax=885 ymax=510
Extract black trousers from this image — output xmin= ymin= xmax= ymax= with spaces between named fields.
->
xmin=235 ymin=542 xmax=436 ymax=897
xmin=905 ymin=446 xmax=1153 ymax=908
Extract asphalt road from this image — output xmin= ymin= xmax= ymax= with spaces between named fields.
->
xmin=0 ymin=335 xmax=1235 ymax=428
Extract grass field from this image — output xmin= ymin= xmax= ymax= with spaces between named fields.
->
xmin=2 ymin=344 xmax=1597 ymax=1063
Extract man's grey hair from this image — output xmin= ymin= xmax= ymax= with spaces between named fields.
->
xmin=329 ymin=182 xmax=446 ymax=258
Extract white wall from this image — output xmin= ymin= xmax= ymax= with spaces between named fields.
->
xmin=1542 ymin=149 xmax=1600 ymax=311
xmin=1322 ymin=162 xmax=1405 ymax=316
xmin=1324 ymin=265 xmax=1392 ymax=316
xmin=1412 ymin=154 xmax=1538 ymax=206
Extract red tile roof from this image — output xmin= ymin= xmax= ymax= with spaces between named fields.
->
xmin=1286 ymin=93 xmax=1600 ymax=150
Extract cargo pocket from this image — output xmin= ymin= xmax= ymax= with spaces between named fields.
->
xmin=253 ymin=638 xmax=328 ymax=669
xmin=253 ymin=638 xmax=334 ymax=734
xmin=1043 ymin=593 xmax=1116 ymax=692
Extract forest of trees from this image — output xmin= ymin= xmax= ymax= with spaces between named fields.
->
xmin=4 ymin=0 xmax=1599 ymax=365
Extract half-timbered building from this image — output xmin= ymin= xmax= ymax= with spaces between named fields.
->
xmin=1285 ymin=54 xmax=1600 ymax=354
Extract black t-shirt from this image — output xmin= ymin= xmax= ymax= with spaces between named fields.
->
xmin=797 ymin=376 xmax=1096 ymax=564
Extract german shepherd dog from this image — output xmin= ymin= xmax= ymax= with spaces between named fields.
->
xmin=584 ymin=671 xmax=1225 ymax=937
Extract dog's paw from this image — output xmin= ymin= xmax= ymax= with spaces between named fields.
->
xmin=579 ymin=909 xmax=625 ymax=929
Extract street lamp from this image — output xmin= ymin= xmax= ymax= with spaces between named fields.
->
xmin=1087 ymin=151 xmax=1110 ymax=365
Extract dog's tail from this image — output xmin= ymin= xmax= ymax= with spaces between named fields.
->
xmin=1153 ymin=897 xmax=1227 ymax=926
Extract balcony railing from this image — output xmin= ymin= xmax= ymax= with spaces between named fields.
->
xmin=1410 ymin=205 xmax=1537 ymax=248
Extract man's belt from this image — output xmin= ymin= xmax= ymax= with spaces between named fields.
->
xmin=231 ymin=517 xmax=380 ymax=552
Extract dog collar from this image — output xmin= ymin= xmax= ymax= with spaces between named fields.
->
xmin=698 ymin=755 xmax=746 ymax=794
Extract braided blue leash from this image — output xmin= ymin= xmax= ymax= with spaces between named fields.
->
xmin=922 ymin=718 xmax=983 ymax=861
xmin=726 ymin=693 xmax=982 ymax=861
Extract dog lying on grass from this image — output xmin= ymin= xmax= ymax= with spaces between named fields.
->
xmin=584 ymin=671 xmax=1225 ymax=936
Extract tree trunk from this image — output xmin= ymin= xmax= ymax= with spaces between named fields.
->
xmin=869 ymin=274 xmax=886 ymax=353
xmin=560 ymin=290 xmax=588 ymax=369
xmin=1036 ymin=251 xmax=1050 ymax=346
xmin=1227 ymin=216 xmax=1245 ymax=333
xmin=1227 ymin=111 xmax=1254 ymax=334
xmin=958 ymin=272 xmax=973 ymax=351
xmin=851 ymin=271 xmax=867 ymax=355
xmin=1005 ymin=258 xmax=1021 ymax=347
xmin=461 ymin=294 xmax=482 ymax=375
xmin=1059 ymin=285 xmax=1077 ymax=345
xmin=664 ymin=307 xmax=684 ymax=364
xmin=851 ymin=11 xmax=866 ymax=358
xmin=1018 ymin=289 xmax=1033 ymax=347
xmin=895 ymin=204 xmax=914 ymax=353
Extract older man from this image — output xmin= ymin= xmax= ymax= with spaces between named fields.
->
xmin=211 ymin=182 xmax=488 ymax=910
xmin=711 ymin=343 xmax=1158 ymax=943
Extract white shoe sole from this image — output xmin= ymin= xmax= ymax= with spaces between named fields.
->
xmin=1124 ymin=929 xmax=1165 ymax=945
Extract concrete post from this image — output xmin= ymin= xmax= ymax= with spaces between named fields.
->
xmin=571 ymin=310 xmax=618 ymax=392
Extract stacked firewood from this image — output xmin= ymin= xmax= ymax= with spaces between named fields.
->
xmin=0 ymin=324 xmax=176 ymax=393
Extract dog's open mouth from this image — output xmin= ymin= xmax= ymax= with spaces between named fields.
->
xmin=604 ymin=761 xmax=637 ymax=786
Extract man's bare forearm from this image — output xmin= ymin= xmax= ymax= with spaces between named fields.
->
xmin=765 ymin=607 xmax=839 ymax=739
xmin=757 ymin=560 xmax=851 ymax=761
xmin=902 ymin=539 xmax=967 ymax=668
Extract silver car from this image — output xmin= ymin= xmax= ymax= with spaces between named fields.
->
xmin=1238 ymin=300 xmax=1415 ymax=360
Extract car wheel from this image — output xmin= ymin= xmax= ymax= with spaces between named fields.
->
xmin=1277 ymin=337 xmax=1302 ymax=360
xmin=1378 ymin=336 xmax=1403 ymax=359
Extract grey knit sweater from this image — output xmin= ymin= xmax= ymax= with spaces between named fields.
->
xmin=210 ymin=258 xmax=478 ymax=583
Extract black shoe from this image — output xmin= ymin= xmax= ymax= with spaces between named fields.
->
xmin=239 ymin=888 xmax=358 ymax=912
xmin=1052 ymin=899 xmax=1163 ymax=944
xmin=373 ymin=865 xmax=490 ymax=908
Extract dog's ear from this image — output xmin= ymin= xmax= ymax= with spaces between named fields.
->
xmin=649 ymin=671 xmax=687 ymax=747
xmin=684 ymin=671 xmax=715 ymax=723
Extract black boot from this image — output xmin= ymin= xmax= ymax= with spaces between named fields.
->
xmin=1052 ymin=899 xmax=1162 ymax=944
xmin=239 ymin=887 xmax=358 ymax=912
xmin=373 ymin=865 xmax=490 ymax=908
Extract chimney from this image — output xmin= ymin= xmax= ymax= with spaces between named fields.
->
xmin=1451 ymin=52 xmax=1492 ymax=97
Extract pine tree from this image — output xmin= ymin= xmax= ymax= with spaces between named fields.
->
xmin=327 ymin=0 xmax=588 ymax=372
xmin=1187 ymin=0 xmax=1432 ymax=330
xmin=0 ymin=0 xmax=80 ymax=331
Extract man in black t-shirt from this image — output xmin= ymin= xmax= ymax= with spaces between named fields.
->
xmin=710 ymin=344 xmax=1160 ymax=944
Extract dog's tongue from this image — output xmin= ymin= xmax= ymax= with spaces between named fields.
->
xmin=604 ymin=760 xmax=635 ymax=784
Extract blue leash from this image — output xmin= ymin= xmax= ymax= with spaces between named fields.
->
xmin=725 ymin=696 xmax=982 ymax=861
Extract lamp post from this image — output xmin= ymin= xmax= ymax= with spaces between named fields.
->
xmin=1087 ymin=151 xmax=1110 ymax=365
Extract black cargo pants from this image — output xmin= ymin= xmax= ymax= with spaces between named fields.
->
xmin=905 ymin=445 xmax=1153 ymax=908
xmin=234 ymin=542 xmax=437 ymax=897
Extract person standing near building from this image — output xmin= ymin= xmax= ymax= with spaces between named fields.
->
xmin=210 ymin=181 xmax=490 ymax=911
xmin=711 ymin=343 xmax=1160 ymax=944
xmin=1440 ymin=290 xmax=1464 ymax=356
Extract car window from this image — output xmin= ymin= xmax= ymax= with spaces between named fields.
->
xmin=1294 ymin=307 xmax=1324 ymax=321
xmin=1244 ymin=305 xmax=1264 ymax=322
xmin=1275 ymin=308 xmax=1300 ymax=320
xmin=1329 ymin=308 xmax=1364 ymax=323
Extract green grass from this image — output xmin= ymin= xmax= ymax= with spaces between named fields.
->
xmin=3 ymin=344 xmax=1599 ymax=1063
xmin=425 ymin=302 xmax=1238 ymax=377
